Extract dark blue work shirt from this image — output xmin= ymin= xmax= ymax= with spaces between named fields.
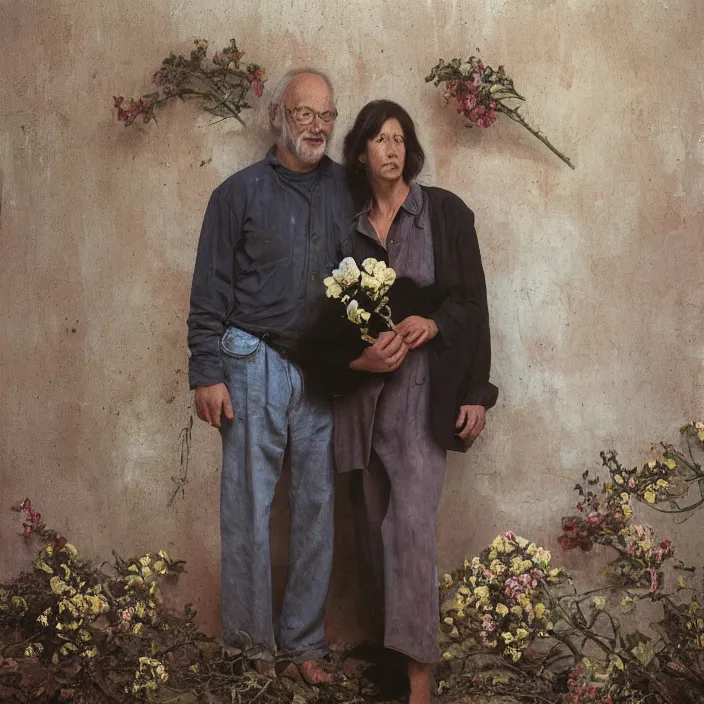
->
xmin=187 ymin=148 xmax=354 ymax=389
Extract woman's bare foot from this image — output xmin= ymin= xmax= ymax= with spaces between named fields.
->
xmin=300 ymin=659 xmax=334 ymax=684
xmin=277 ymin=661 xmax=302 ymax=681
xmin=408 ymin=660 xmax=433 ymax=704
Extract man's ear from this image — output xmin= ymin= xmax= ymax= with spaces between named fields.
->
xmin=269 ymin=103 xmax=279 ymax=126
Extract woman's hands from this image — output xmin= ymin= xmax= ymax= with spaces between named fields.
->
xmin=396 ymin=315 xmax=438 ymax=349
xmin=350 ymin=331 xmax=409 ymax=373
xmin=348 ymin=316 xmax=438 ymax=374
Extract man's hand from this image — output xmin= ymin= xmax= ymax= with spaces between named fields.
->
xmin=455 ymin=404 xmax=486 ymax=446
xmin=395 ymin=316 xmax=439 ymax=349
xmin=194 ymin=383 xmax=234 ymax=429
xmin=350 ymin=331 xmax=409 ymax=373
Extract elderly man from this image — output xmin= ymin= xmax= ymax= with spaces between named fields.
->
xmin=187 ymin=69 xmax=358 ymax=682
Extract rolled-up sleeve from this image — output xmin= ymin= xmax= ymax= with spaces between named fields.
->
xmin=187 ymin=185 xmax=242 ymax=389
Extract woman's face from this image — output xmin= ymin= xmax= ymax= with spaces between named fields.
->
xmin=362 ymin=118 xmax=406 ymax=183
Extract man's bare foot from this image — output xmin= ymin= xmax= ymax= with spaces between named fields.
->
xmin=250 ymin=659 xmax=275 ymax=677
xmin=300 ymin=659 xmax=333 ymax=684
xmin=408 ymin=660 xmax=432 ymax=704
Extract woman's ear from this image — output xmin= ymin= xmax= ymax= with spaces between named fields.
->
xmin=358 ymin=153 xmax=367 ymax=165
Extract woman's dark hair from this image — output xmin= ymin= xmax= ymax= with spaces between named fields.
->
xmin=343 ymin=100 xmax=425 ymax=207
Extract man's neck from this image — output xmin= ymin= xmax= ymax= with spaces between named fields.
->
xmin=370 ymin=178 xmax=411 ymax=217
xmin=275 ymin=144 xmax=320 ymax=174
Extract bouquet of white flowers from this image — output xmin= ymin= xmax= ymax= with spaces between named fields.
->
xmin=323 ymin=257 xmax=397 ymax=343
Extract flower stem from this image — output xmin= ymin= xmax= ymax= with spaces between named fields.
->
xmin=498 ymin=104 xmax=575 ymax=169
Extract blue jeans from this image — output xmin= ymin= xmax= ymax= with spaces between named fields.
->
xmin=219 ymin=327 xmax=334 ymax=663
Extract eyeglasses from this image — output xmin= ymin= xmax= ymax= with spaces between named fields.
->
xmin=285 ymin=106 xmax=338 ymax=126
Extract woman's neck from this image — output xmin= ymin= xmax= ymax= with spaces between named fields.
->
xmin=370 ymin=178 xmax=411 ymax=217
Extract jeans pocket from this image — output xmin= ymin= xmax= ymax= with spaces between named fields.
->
xmin=220 ymin=327 xmax=261 ymax=359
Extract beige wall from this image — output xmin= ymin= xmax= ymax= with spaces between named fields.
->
xmin=1 ymin=0 xmax=703 ymax=642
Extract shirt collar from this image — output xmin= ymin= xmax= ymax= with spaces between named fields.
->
xmin=355 ymin=181 xmax=423 ymax=219
xmin=265 ymin=146 xmax=334 ymax=177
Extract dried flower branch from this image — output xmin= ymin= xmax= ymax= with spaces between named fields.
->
xmin=113 ymin=38 xmax=266 ymax=127
xmin=426 ymin=56 xmax=575 ymax=169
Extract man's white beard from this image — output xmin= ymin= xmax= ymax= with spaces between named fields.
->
xmin=292 ymin=132 xmax=327 ymax=165
xmin=281 ymin=120 xmax=329 ymax=165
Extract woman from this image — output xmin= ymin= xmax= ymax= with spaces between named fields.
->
xmin=335 ymin=100 xmax=498 ymax=703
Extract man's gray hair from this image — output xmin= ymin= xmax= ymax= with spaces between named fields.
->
xmin=268 ymin=68 xmax=335 ymax=131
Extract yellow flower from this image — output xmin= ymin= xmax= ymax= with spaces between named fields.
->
xmin=474 ymin=586 xmax=489 ymax=600
xmin=501 ymin=632 xmax=514 ymax=643
xmin=441 ymin=651 xmax=453 ymax=661
xmin=656 ymin=479 xmax=669 ymax=489
xmin=491 ymin=536 xmax=505 ymax=553
xmin=531 ymin=547 xmax=551 ymax=568
xmin=614 ymin=474 xmax=624 ymax=484
xmin=647 ymin=460 xmax=657 ymax=469
xmin=62 ymin=544 xmax=78 ymax=558
xmin=157 ymin=550 xmax=170 ymax=561
xmin=139 ymin=556 xmax=151 ymax=567
xmin=623 ymin=504 xmax=633 ymax=520
xmin=443 ymin=617 xmax=454 ymax=625
xmin=495 ymin=603 xmax=509 ymax=617
xmin=515 ymin=628 xmax=529 ymax=640
xmin=50 ymin=577 xmax=70 ymax=595
xmin=516 ymin=536 xmax=529 ymax=549
xmin=510 ymin=556 xmax=524 ymax=575
xmin=196 ymin=39 xmax=208 ymax=50
xmin=133 ymin=622 xmax=143 ymax=634
xmin=490 ymin=559 xmax=506 ymax=574
xmin=441 ymin=574 xmax=453 ymax=586
xmin=592 ymin=597 xmax=607 ymax=611
xmin=643 ymin=487 xmax=657 ymax=504
xmin=664 ymin=458 xmax=677 ymax=470
xmin=526 ymin=543 xmax=537 ymax=556
xmin=83 ymin=646 xmax=99 ymax=658
xmin=11 ymin=596 xmax=27 ymax=611
xmin=511 ymin=605 xmax=523 ymax=617
xmin=135 ymin=602 xmax=147 ymax=618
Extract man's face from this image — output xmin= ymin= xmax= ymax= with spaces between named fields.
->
xmin=280 ymin=74 xmax=336 ymax=167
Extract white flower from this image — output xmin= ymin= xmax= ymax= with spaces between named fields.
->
xmin=346 ymin=299 xmax=370 ymax=325
xmin=323 ymin=276 xmax=343 ymax=299
xmin=592 ymin=597 xmax=607 ymax=611
xmin=360 ymin=272 xmax=381 ymax=292
xmin=332 ymin=257 xmax=361 ymax=287
xmin=361 ymin=258 xmax=378 ymax=274
xmin=372 ymin=260 xmax=387 ymax=277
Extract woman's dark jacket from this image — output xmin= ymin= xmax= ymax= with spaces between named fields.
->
xmin=295 ymin=185 xmax=498 ymax=453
